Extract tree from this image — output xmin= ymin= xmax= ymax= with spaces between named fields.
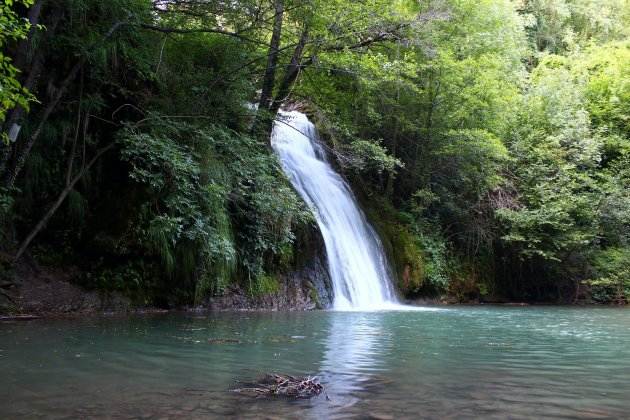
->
xmin=0 ymin=0 xmax=37 ymax=144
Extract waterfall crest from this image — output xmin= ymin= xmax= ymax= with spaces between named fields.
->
xmin=272 ymin=111 xmax=399 ymax=310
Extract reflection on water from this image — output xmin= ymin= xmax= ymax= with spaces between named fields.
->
xmin=313 ymin=313 xmax=386 ymax=417
xmin=2 ymin=307 xmax=630 ymax=418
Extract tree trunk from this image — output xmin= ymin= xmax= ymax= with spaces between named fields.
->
xmin=3 ymin=60 xmax=84 ymax=190
xmin=269 ymin=27 xmax=309 ymax=116
xmin=386 ymin=45 xmax=402 ymax=198
xmin=386 ymin=125 xmax=399 ymax=198
xmin=2 ymin=20 xmax=125 ymax=189
xmin=14 ymin=143 xmax=115 ymax=261
xmin=251 ymin=0 xmax=284 ymax=139
xmin=66 ymin=73 xmax=84 ymax=186
xmin=259 ymin=27 xmax=310 ymax=142
xmin=258 ymin=0 xmax=284 ymax=111
xmin=10 ymin=0 xmax=45 ymax=73
xmin=0 ymin=2 xmax=60 ymax=178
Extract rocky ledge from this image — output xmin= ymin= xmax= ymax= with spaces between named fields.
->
xmin=204 ymin=253 xmax=333 ymax=311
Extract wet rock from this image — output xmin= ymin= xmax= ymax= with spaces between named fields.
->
xmin=204 ymin=224 xmax=333 ymax=311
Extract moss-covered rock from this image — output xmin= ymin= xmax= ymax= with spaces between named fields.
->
xmin=360 ymin=199 xmax=427 ymax=296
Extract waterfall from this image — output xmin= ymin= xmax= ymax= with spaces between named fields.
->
xmin=272 ymin=110 xmax=399 ymax=310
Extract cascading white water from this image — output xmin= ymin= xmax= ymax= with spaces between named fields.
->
xmin=272 ymin=111 xmax=399 ymax=310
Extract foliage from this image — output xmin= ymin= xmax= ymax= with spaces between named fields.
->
xmin=250 ymin=274 xmax=280 ymax=296
xmin=518 ymin=0 xmax=630 ymax=55
xmin=299 ymin=0 xmax=629 ymax=303
xmin=1 ymin=0 xmax=629 ymax=306
xmin=586 ymin=247 xmax=630 ymax=303
xmin=0 ymin=187 xmax=16 ymax=242
xmin=0 ymin=0 xmax=36 ymax=142
xmin=498 ymin=61 xmax=602 ymax=261
xmin=342 ymin=139 xmax=403 ymax=175
xmin=118 ymin=119 xmax=309 ymax=300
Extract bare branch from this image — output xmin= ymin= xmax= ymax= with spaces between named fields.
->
xmin=139 ymin=23 xmax=267 ymax=46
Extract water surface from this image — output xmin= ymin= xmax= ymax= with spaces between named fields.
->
xmin=2 ymin=307 xmax=629 ymax=419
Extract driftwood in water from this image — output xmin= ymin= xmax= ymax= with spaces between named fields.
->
xmin=0 ymin=314 xmax=40 ymax=321
xmin=232 ymin=373 xmax=323 ymax=399
xmin=208 ymin=338 xmax=242 ymax=345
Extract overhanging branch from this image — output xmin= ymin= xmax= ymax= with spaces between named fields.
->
xmin=139 ymin=23 xmax=267 ymax=46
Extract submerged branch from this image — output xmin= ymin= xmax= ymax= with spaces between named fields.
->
xmin=231 ymin=373 xmax=324 ymax=399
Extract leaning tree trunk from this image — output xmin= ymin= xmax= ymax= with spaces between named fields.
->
xmin=14 ymin=142 xmax=114 ymax=261
xmin=258 ymin=0 xmax=284 ymax=111
xmin=258 ymin=28 xmax=310 ymax=142
xmin=269 ymin=27 xmax=309 ymax=116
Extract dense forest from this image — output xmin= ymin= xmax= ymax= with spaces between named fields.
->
xmin=1 ymin=0 xmax=629 ymax=309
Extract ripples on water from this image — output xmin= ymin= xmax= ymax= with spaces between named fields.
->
xmin=1 ymin=307 xmax=630 ymax=419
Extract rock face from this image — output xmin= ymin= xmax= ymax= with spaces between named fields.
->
xmin=296 ymin=253 xmax=333 ymax=309
xmin=204 ymin=254 xmax=333 ymax=311
xmin=205 ymin=225 xmax=333 ymax=311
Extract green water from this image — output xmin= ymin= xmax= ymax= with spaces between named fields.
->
xmin=1 ymin=307 xmax=630 ymax=419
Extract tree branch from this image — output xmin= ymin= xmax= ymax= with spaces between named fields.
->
xmin=14 ymin=142 xmax=115 ymax=261
xmin=139 ymin=23 xmax=267 ymax=46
